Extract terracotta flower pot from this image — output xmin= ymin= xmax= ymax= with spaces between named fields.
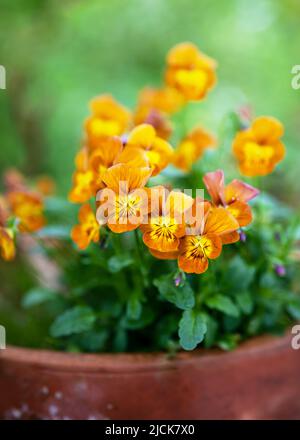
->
xmin=0 ymin=333 xmax=299 ymax=420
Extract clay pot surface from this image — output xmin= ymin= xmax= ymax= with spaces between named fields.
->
xmin=0 ymin=333 xmax=299 ymax=420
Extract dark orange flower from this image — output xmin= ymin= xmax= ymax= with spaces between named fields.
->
xmin=140 ymin=188 xmax=194 ymax=252
xmin=8 ymin=191 xmax=45 ymax=233
xmin=232 ymin=116 xmax=285 ymax=176
xmin=173 ymin=127 xmax=216 ymax=171
xmin=165 ymin=42 xmax=217 ymax=101
xmin=178 ymin=206 xmax=239 ymax=274
xmin=71 ymin=204 xmax=100 ymax=250
xmin=203 ymin=170 xmax=259 ymax=243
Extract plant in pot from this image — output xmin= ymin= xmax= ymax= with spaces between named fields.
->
xmin=0 ymin=42 xmax=299 ymax=420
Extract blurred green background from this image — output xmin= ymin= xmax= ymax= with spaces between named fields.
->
xmin=0 ymin=0 xmax=300 ymax=202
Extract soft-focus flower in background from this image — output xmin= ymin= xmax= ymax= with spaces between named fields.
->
xmin=8 ymin=191 xmax=45 ymax=233
xmin=71 ymin=203 xmax=100 ymax=250
xmin=85 ymin=94 xmax=131 ymax=146
xmin=0 ymin=197 xmax=15 ymax=261
xmin=165 ymin=42 xmax=217 ymax=101
xmin=232 ymin=116 xmax=285 ymax=176
xmin=0 ymin=227 xmax=15 ymax=261
xmin=173 ymin=126 xmax=216 ymax=171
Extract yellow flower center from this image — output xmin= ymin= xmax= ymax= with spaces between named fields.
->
xmin=114 ymin=194 xmax=143 ymax=223
xmin=184 ymin=235 xmax=206 ymax=259
xmin=175 ymin=69 xmax=207 ymax=97
xmin=90 ymin=118 xmax=121 ymax=136
xmin=243 ymin=142 xmax=274 ymax=168
xmin=149 ymin=216 xmax=178 ymax=242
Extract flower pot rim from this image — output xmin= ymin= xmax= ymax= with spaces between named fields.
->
xmin=0 ymin=332 xmax=292 ymax=374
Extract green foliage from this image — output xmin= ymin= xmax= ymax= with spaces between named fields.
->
xmin=154 ymin=273 xmax=195 ymax=310
xmin=178 ymin=310 xmax=207 ymax=351
xmin=50 ymin=306 xmax=96 ymax=338
xmin=22 ymin=287 xmax=58 ymax=308
xmin=5 ymin=198 xmax=297 ymax=353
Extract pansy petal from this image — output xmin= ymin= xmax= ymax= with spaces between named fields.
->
xmin=225 ymin=179 xmax=259 ymax=203
xmin=127 ymin=124 xmax=156 ymax=148
xmin=0 ymin=228 xmax=15 ymax=261
xmin=115 ymin=146 xmax=149 ymax=168
xmin=178 ymin=236 xmax=209 ymax=274
xmin=148 ymin=248 xmax=179 ymax=260
xmin=143 ymin=230 xmax=180 ymax=252
xmin=204 ymin=206 xmax=239 ymax=236
xmin=71 ymin=225 xmax=89 ymax=250
xmin=252 ymin=116 xmax=284 ymax=143
xmin=165 ymin=191 xmax=194 ymax=217
xmin=200 ymin=233 xmax=222 ymax=259
xmin=78 ymin=204 xmax=95 ymax=224
xmin=203 ymin=170 xmax=226 ymax=206
xmin=102 ymin=164 xmax=152 ymax=193
xmin=221 ymin=231 xmax=240 ymax=244
xmin=167 ymin=42 xmax=200 ymax=67
xmin=227 ymin=201 xmax=252 ymax=227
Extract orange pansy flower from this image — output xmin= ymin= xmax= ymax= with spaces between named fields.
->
xmin=69 ymin=170 xmax=95 ymax=203
xmin=203 ymin=170 xmax=259 ymax=243
xmin=165 ymin=42 xmax=217 ymax=101
xmin=178 ymin=206 xmax=239 ymax=274
xmin=140 ymin=188 xmax=194 ymax=252
xmin=88 ymin=136 xmax=124 ymax=190
xmin=173 ymin=127 xmax=216 ymax=171
xmin=71 ymin=204 xmax=100 ymax=250
xmin=136 ymin=87 xmax=183 ymax=115
xmin=85 ymin=94 xmax=131 ymax=147
xmin=8 ymin=191 xmax=45 ymax=233
xmin=232 ymin=116 xmax=285 ymax=176
xmin=127 ymin=124 xmax=173 ymax=176
xmin=97 ymin=164 xmax=152 ymax=233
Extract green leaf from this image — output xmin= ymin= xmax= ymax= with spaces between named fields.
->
xmin=154 ymin=274 xmax=195 ymax=310
xmin=124 ymin=307 xmax=155 ymax=330
xmin=287 ymin=300 xmax=300 ymax=320
xmin=50 ymin=306 xmax=96 ymax=337
xmin=22 ymin=288 xmax=57 ymax=309
xmin=107 ymin=255 xmax=134 ymax=273
xmin=113 ymin=327 xmax=128 ymax=352
xmin=217 ymin=334 xmax=240 ymax=351
xmin=236 ymin=291 xmax=254 ymax=315
xmin=75 ymin=330 xmax=108 ymax=352
xmin=126 ymin=295 xmax=142 ymax=320
xmin=178 ymin=310 xmax=207 ymax=350
xmin=203 ymin=314 xmax=218 ymax=348
xmin=205 ymin=294 xmax=240 ymax=317
xmin=225 ymin=256 xmax=255 ymax=292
